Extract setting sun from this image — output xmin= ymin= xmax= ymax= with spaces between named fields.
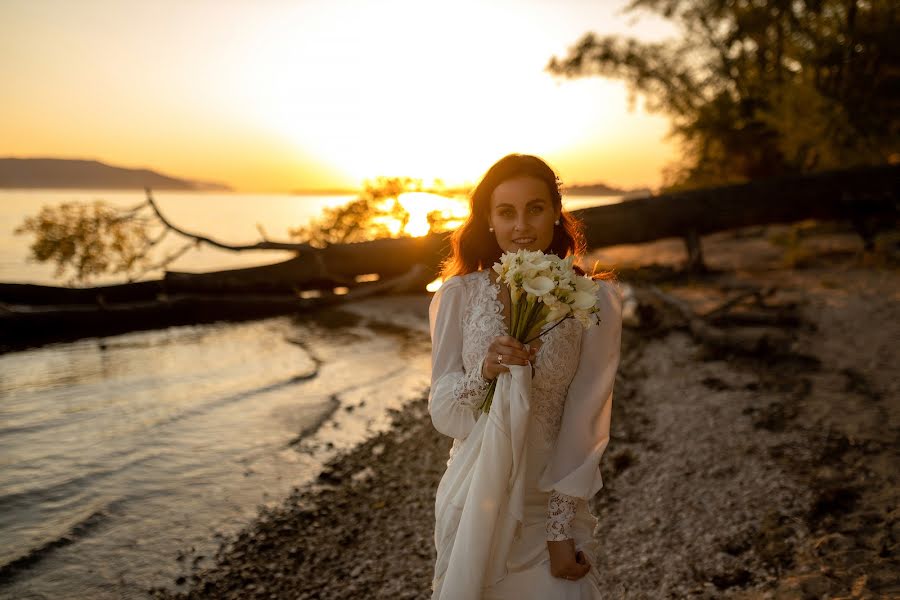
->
xmin=394 ymin=192 xmax=468 ymax=237
xmin=1 ymin=0 xmax=678 ymax=192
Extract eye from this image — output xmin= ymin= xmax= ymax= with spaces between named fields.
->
xmin=529 ymin=205 xmax=544 ymax=214
xmin=498 ymin=208 xmax=514 ymax=218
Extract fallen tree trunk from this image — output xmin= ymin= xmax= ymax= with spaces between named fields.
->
xmin=576 ymin=163 xmax=899 ymax=273
xmin=163 ymin=233 xmax=448 ymax=294
xmin=0 ymin=232 xmax=450 ymax=305
xmin=3 ymin=163 xmax=895 ymax=307
xmin=575 ymin=163 xmax=898 ymax=250
xmin=637 ymin=283 xmax=797 ymax=357
xmin=0 ymin=264 xmax=434 ymax=354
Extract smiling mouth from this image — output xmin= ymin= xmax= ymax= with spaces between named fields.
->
xmin=513 ymin=238 xmax=536 ymax=244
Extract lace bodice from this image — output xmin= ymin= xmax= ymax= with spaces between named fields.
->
xmin=458 ymin=270 xmax=584 ymax=448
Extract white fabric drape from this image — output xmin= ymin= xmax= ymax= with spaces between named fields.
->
xmin=432 ymin=364 xmax=532 ymax=600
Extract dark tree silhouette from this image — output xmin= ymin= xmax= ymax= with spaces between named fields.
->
xmin=548 ymin=0 xmax=900 ymax=190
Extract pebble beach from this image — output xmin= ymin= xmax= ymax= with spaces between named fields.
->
xmin=149 ymin=223 xmax=899 ymax=599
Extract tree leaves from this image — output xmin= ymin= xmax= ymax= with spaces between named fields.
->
xmin=548 ymin=0 xmax=900 ymax=190
xmin=13 ymin=200 xmax=155 ymax=286
xmin=286 ymin=177 xmax=420 ymax=248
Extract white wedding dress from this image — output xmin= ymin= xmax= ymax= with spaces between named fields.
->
xmin=428 ymin=269 xmax=623 ymax=600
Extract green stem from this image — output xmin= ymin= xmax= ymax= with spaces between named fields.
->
xmin=522 ymin=301 xmax=544 ymax=342
xmin=511 ymin=294 xmax=526 ymax=339
xmin=479 ymin=377 xmax=498 ymax=413
xmin=523 ymin=314 xmax=571 ymax=345
xmin=516 ymin=298 xmax=527 ymax=339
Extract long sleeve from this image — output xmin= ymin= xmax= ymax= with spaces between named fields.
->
xmin=538 ymin=279 xmax=623 ymax=500
xmin=428 ymin=276 xmax=488 ymax=440
xmin=546 ymin=490 xmax=579 ymax=541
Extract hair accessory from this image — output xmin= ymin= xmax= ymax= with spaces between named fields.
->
xmin=497 ymin=354 xmax=503 ymax=364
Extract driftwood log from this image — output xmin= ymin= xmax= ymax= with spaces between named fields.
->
xmin=623 ymin=281 xmax=804 ymax=357
xmin=2 ymin=163 xmax=897 ymax=306
xmin=0 ymin=264 xmax=434 ymax=354
xmin=0 ymin=163 xmax=896 ymax=352
xmin=576 ymin=163 xmax=899 ymax=271
xmin=157 ymin=162 xmax=899 ymax=289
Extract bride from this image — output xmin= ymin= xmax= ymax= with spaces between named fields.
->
xmin=428 ymin=154 xmax=623 ymax=599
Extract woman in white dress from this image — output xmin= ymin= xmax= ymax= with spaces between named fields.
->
xmin=428 ymin=154 xmax=623 ymax=599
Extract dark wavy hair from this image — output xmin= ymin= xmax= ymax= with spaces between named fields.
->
xmin=440 ymin=153 xmax=615 ymax=282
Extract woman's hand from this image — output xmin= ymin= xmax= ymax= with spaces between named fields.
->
xmin=547 ymin=539 xmax=591 ymax=581
xmin=481 ymin=335 xmax=537 ymax=380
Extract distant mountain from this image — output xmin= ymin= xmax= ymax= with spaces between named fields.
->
xmin=565 ymin=182 xmax=652 ymax=198
xmin=0 ymin=158 xmax=232 ymax=191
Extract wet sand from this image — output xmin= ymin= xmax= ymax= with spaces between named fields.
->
xmin=150 ymin=223 xmax=899 ymax=599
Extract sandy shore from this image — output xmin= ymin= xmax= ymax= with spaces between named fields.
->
xmin=150 ymin=223 xmax=899 ymax=599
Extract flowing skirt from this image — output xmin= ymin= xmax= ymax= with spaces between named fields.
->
xmin=481 ymin=443 xmax=604 ymax=600
xmin=433 ymin=424 xmax=604 ymax=599
xmin=431 ymin=366 xmax=604 ymax=599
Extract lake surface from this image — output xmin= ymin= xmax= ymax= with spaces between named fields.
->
xmin=0 ymin=301 xmax=433 ymax=599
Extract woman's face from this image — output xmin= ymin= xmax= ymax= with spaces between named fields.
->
xmin=487 ymin=176 xmax=560 ymax=253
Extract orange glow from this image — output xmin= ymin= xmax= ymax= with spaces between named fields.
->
xmin=398 ymin=192 xmax=468 ymax=237
xmin=1 ymin=1 xmax=679 ymax=192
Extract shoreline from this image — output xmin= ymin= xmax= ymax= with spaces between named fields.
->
xmin=151 ymin=397 xmax=448 ymax=600
xmin=151 ymin=225 xmax=899 ymax=599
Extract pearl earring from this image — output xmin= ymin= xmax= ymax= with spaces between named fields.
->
xmin=489 ymin=226 xmax=494 ymax=232
xmin=554 ymin=219 xmax=560 ymax=225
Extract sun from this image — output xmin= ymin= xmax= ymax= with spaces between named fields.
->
xmin=384 ymin=192 xmax=468 ymax=238
xmin=230 ymin=2 xmax=608 ymax=190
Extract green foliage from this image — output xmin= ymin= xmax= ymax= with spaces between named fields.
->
xmin=13 ymin=200 xmax=155 ymax=285
xmin=548 ymin=0 xmax=900 ymax=190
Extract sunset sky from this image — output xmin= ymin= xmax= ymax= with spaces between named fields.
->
xmin=2 ymin=0 xmax=680 ymax=193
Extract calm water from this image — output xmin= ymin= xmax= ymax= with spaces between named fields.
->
xmin=0 ymin=303 xmax=432 ymax=599
xmin=0 ymin=189 xmax=621 ymax=599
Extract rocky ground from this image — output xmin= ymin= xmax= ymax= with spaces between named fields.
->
xmin=149 ymin=222 xmax=899 ymax=599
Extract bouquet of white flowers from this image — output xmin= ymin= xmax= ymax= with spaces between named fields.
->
xmin=479 ymin=249 xmax=603 ymax=413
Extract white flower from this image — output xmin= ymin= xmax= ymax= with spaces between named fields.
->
xmin=546 ymin=304 xmax=571 ymax=323
xmin=573 ymin=275 xmax=597 ymax=294
xmin=543 ymin=292 xmax=561 ymax=308
xmin=571 ymin=290 xmax=596 ymax=311
xmin=522 ymin=275 xmax=554 ymax=298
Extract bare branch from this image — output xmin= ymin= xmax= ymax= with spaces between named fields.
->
xmin=144 ymin=188 xmax=317 ymax=253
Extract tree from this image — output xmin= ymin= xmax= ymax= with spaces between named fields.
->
xmin=548 ymin=0 xmax=900 ymax=190
xmin=13 ymin=200 xmax=160 ymax=286
xmin=287 ymin=176 xmax=419 ymax=247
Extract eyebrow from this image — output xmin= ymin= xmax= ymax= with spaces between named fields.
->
xmin=494 ymin=198 xmax=548 ymax=208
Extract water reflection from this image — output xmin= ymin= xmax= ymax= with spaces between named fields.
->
xmin=0 ymin=303 xmax=431 ymax=599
